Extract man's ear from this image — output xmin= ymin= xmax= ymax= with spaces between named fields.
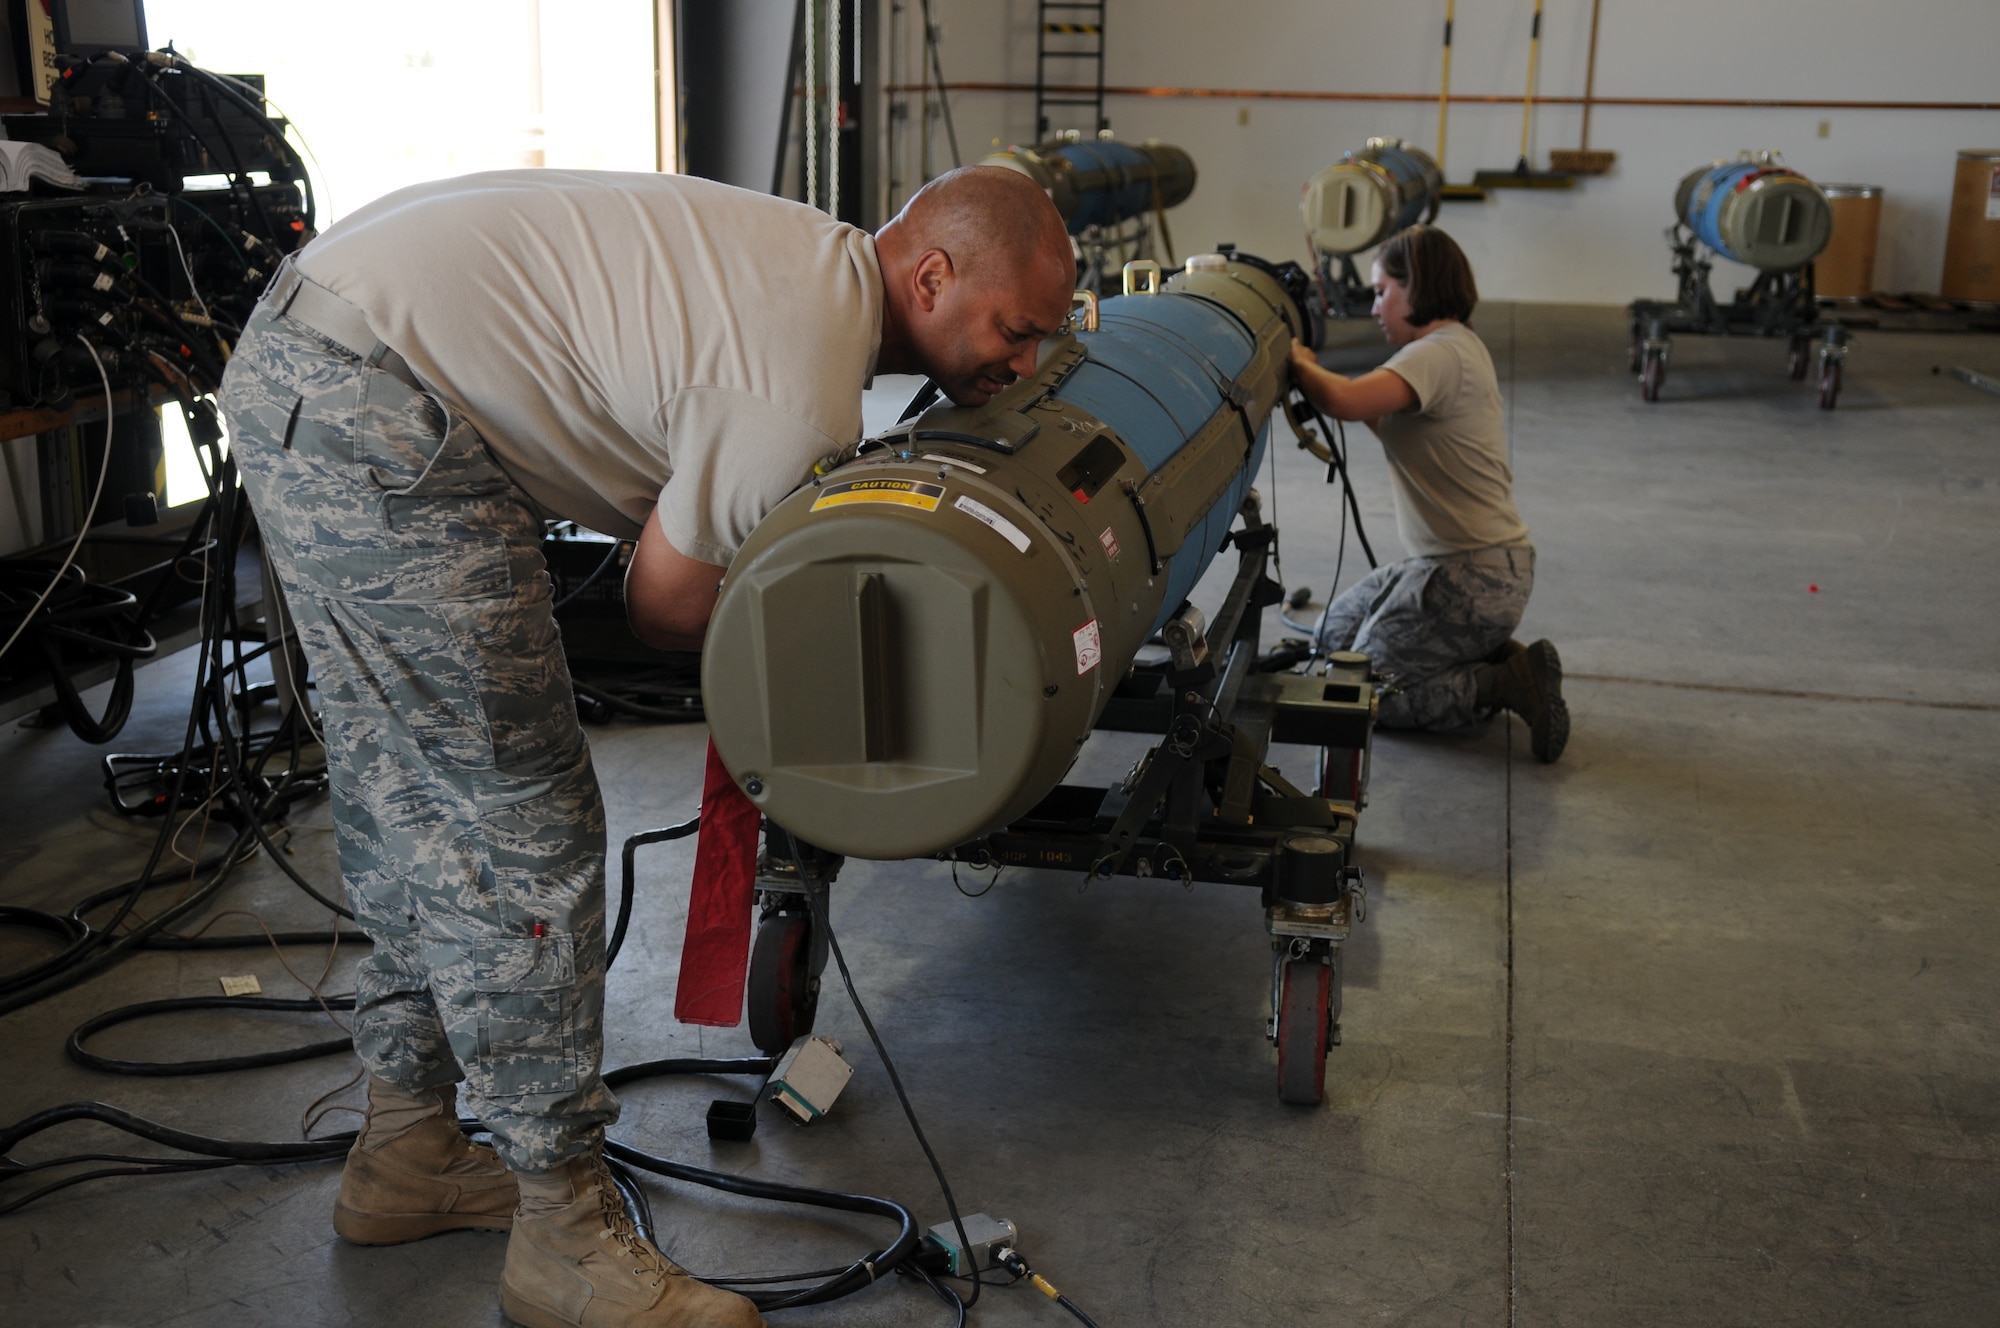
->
xmin=912 ymin=247 xmax=953 ymax=313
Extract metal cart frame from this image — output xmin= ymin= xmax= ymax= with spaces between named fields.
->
xmin=1628 ymin=223 xmax=1852 ymax=409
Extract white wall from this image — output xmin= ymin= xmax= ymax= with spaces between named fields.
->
xmin=148 ymin=0 xmax=658 ymax=227
xmin=894 ymin=0 xmax=2000 ymax=304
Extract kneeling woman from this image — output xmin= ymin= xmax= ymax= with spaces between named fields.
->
xmin=1288 ymin=224 xmax=1568 ymax=762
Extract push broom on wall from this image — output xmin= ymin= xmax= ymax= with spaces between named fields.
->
xmin=1475 ymin=0 xmax=1574 ymax=189
xmin=1548 ymin=0 xmax=1616 ymax=176
xmin=1436 ymin=0 xmax=1487 ymax=201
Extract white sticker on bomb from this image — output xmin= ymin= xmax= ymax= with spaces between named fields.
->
xmin=1072 ymin=618 xmax=1102 ymax=675
xmin=953 ymin=494 xmax=1030 ymax=552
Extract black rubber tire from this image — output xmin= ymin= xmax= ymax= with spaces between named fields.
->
xmin=1277 ymin=957 xmax=1332 ymax=1106
xmin=746 ymin=911 xmax=817 ymax=1055
xmin=1819 ymin=359 xmax=1842 ymax=410
xmin=1627 ymin=332 xmax=1642 ymax=373
xmin=1640 ymin=350 xmax=1664 ymax=403
xmin=1787 ymin=339 xmax=1811 ymax=380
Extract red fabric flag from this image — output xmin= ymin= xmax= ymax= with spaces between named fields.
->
xmin=673 ymin=739 xmax=761 ymax=1027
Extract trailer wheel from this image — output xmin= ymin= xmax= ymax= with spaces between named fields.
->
xmin=1819 ymin=359 xmax=1842 ymax=410
xmin=747 ymin=910 xmax=817 ymax=1055
xmin=1277 ymin=955 xmax=1332 ymax=1106
xmin=1627 ymin=330 xmax=1642 ymax=373
xmin=1640 ymin=348 xmax=1665 ymax=403
xmin=1787 ymin=338 xmax=1811 ymax=381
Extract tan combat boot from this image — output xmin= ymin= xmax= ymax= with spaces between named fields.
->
xmin=500 ymin=1150 xmax=763 ymax=1328
xmin=332 ymin=1075 xmax=519 ymax=1244
xmin=1475 ymin=638 xmax=1570 ymax=763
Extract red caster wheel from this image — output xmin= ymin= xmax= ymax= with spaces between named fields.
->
xmin=1277 ymin=953 xmax=1334 ymax=1106
xmin=746 ymin=910 xmax=817 ymax=1055
xmin=1640 ymin=347 xmax=1666 ymax=402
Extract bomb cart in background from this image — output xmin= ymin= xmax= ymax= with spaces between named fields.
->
xmin=1629 ymin=151 xmax=1851 ymax=408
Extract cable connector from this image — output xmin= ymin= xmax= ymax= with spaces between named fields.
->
xmin=907 ymin=1234 xmax=955 ymax=1278
xmin=992 ymin=1247 xmax=1106 ymax=1328
xmin=769 ymin=1035 xmax=853 ymax=1124
xmin=924 ymin=1213 xmax=1016 ymax=1276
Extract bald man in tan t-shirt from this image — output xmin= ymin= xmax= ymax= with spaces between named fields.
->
xmin=222 ymin=166 xmax=1073 ymax=1328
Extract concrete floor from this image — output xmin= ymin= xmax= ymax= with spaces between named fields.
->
xmin=3 ymin=304 xmax=1997 ymax=1327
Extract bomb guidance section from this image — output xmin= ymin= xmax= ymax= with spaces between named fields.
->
xmin=702 ymin=253 xmax=1309 ymax=860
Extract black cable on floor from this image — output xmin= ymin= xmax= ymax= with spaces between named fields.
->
xmin=14 ymin=942 xmax=940 ymax=1313
xmin=792 ymin=842 xmax=989 ymax=1314
xmin=0 ymin=472 xmax=234 ymax=1004
xmin=0 ymin=441 xmax=349 ymax=1013
xmin=0 ymin=848 xmax=238 ymax=998
xmin=604 ymin=1137 xmax=919 ymax=1312
xmin=2 ymin=586 xmax=979 ymax=1322
xmin=0 ymin=829 xmax=263 ymax=1015
xmin=1 ymin=1053 xmax=932 ymax=1318
xmin=1058 ymin=1291 xmax=1105 ymax=1327
xmin=571 ymin=677 xmax=705 ymax=725
xmin=0 ymin=906 xmax=88 ymax=950
xmin=5 ymin=565 xmax=157 ymax=743
xmin=66 ymin=995 xmax=355 ymax=1075
xmin=907 ymin=1264 xmax=969 ymax=1328
xmin=6 ymin=880 xmax=970 ymax=1315
xmin=140 ymin=929 xmax=372 ymax=951
xmin=997 ymin=1248 xmax=1106 ymax=1327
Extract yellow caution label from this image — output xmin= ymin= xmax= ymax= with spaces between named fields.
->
xmin=810 ymin=478 xmax=945 ymax=512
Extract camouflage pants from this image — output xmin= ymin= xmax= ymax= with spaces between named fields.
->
xmin=221 ymin=307 xmax=617 ymax=1173
xmin=1316 ymin=546 xmax=1534 ymax=731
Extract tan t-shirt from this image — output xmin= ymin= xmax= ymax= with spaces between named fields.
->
xmin=1374 ymin=322 xmax=1530 ymax=557
xmin=295 ymin=170 xmax=883 ymax=562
